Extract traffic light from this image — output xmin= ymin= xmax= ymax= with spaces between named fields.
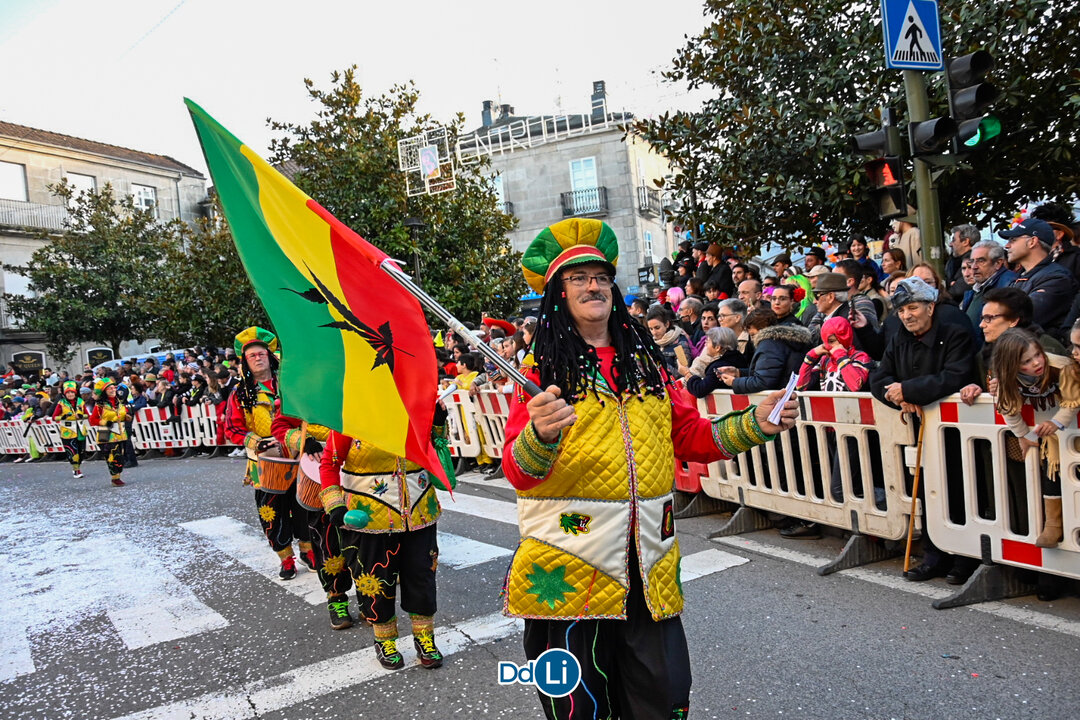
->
xmin=850 ymin=109 xmax=907 ymax=220
xmin=947 ymin=50 xmax=1001 ymax=150
xmin=863 ymin=156 xmax=906 ymax=220
xmin=908 ymin=116 xmax=958 ymax=156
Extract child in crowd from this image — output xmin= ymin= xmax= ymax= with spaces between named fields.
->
xmin=990 ymin=328 xmax=1080 ymax=548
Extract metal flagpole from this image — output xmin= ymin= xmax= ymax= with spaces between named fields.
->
xmin=379 ymin=259 xmax=543 ymax=397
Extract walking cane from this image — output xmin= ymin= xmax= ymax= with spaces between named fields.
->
xmin=903 ymin=406 xmax=927 ymax=573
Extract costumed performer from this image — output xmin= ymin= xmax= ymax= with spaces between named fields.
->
xmin=224 ymin=326 xmax=314 ymax=580
xmin=52 ymin=380 xmax=89 ymax=478
xmin=89 ymin=377 xmax=130 ymax=487
xmin=318 ymin=401 xmax=451 ymax=670
xmin=502 ymin=218 xmax=799 ymax=720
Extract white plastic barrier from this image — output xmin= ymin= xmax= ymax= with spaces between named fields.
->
xmin=442 ymin=390 xmax=483 ymax=459
xmin=921 ymin=395 xmax=1080 ymax=582
xmin=0 ymin=419 xmax=29 ymax=455
xmin=472 ymin=388 xmax=511 ymax=459
xmin=130 ymin=407 xmax=200 ymax=450
xmin=25 ymin=419 xmax=66 ymax=455
xmin=698 ymin=390 xmax=920 ymax=541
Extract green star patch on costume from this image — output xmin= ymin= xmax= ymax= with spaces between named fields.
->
xmin=525 ymin=563 xmax=576 ymax=609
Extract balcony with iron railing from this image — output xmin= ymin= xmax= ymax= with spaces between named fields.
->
xmin=636 ymin=186 xmax=661 ymax=216
xmin=560 ymin=187 xmax=609 ymax=218
xmin=0 ymin=198 xmax=69 ymax=232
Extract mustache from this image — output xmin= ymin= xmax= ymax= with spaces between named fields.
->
xmin=580 ymin=292 xmax=608 ymax=303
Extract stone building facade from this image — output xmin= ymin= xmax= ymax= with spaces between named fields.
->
xmin=0 ymin=121 xmax=206 ymax=374
xmin=457 ymin=81 xmax=675 ymax=302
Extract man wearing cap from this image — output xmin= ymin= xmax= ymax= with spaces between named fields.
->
xmin=52 ymin=380 xmax=88 ymax=479
xmin=224 ymin=326 xmax=314 ymax=581
xmin=691 ymin=240 xmax=710 ymax=281
xmin=1031 ymin=203 xmax=1080 ymax=284
xmin=505 ymin=217 xmax=799 ymax=719
xmin=1002 ymin=218 xmax=1078 ymax=335
xmin=870 ymin=277 xmax=974 ymax=581
xmin=803 ymin=272 xmax=862 ymax=345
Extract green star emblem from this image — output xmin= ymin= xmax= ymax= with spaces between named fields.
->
xmin=525 ymin=563 xmax=576 ymax=609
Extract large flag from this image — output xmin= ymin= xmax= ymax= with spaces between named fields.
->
xmin=185 ymin=98 xmax=445 ymax=483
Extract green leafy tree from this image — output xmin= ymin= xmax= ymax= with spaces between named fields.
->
xmin=635 ymin=0 xmax=1080 ymax=256
xmin=148 ymin=202 xmax=269 ymax=348
xmin=268 ymin=68 xmax=524 ymax=321
xmin=2 ymin=183 xmax=172 ymax=362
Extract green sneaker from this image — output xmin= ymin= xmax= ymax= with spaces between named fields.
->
xmin=413 ymin=633 xmax=443 ymax=669
xmin=327 ymin=599 xmax=354 ymax=630
xmin=374 ymin=639 xmax=404 ymax=670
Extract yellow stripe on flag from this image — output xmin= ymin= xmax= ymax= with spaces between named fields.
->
xmin=239 ymin=146 xmax=409 ymax=455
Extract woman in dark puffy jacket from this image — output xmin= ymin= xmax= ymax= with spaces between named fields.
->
xmin=718 ymin=307 xmax=812 ymax=394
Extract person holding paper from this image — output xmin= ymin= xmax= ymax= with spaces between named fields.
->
xmin=501 ymin=218 xmax=799 ymax=720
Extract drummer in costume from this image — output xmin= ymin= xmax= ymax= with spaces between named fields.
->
xmin=224 ymin=326 xmax=314 ymax=580
xmin=52 ymin=380 xmax=88 ymax=478
xmin=318 ymin=401 xmax=451 ymax=670
xmin=271 ymin=412 xmax=357 ymax=630
xmin=502 ymin=219 xmax=799 ymax=720
xmin=89 ymin=377 xmax=130 ymax=487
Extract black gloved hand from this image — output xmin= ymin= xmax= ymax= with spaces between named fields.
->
xmin=256 ymin=438 xmax=277 ymax=453
xmin=303 ymin=437 xmax=323 ymax=456
xmin=327 ymin=506 xmax=346 ymax=527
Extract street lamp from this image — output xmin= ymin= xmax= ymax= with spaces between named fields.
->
xmin=403 ymin=216 xmax=427 ymax=283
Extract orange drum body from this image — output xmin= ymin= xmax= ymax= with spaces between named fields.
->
xmin=256 ymin=455 xmax=298 ymax=494
xmin=296 ymin=455 xmax=323 ymax=511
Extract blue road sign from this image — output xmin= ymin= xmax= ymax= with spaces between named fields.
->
xmin=881 ymin=0 xmax=944 ymax=71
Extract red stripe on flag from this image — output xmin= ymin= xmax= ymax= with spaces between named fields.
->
xmin=1001 ymin=538 xmax=1042 ymax=567
xmin=939 ymin=402 xmax=958 ymax=423
xmin=809 ymin=396 xmax=835 ymax=423
xmin=859 ymin=397 xmax=875 ymax=425
xmin=731 ymin=395 xmax=750 ymax=411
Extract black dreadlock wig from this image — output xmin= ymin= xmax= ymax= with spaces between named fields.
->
xmin=533 ymin=274 xmax=669 ymax=404
xmin=234 ymin=349 xmax=279 ymax=412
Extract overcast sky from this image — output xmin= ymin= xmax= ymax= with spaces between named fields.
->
xmin=0 ymin=0 xmax=711 ymax=177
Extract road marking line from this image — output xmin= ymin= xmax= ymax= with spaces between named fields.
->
xmin=681 ymin=548 xmax=749 ymax=580
xmin=712 ymin=535 xmax=1080 ymax=639
xmin=0 ymin=534 xmax=228 ymax=682
xmin=108 ymin=612 xmax=523 ymax=720
xmin=439 ymin=490 xmax=518 ymax=526
xmin=0 ymin=624 xmax=34 ymax=683
xmin=455 ymin=471 xmax=512 ymax=491
xmin=180 ymin=516 xmax=325 ymax=605
xmin=438 ymin=531 xmax=512 ymax=569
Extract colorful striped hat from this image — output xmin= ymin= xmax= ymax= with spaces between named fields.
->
xmin=233 ymin=326 xmax=279 ymax=357
xmin=521 ymin=218 xmax=619 ymax=293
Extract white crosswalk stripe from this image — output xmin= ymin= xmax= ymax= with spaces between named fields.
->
xmin=1 ymin=534 xmax=229 ymax=683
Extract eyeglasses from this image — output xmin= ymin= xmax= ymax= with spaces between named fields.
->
xmin=564 ymin=273 xmax=614 ymax=288
xmin=770 ymin=295 xmax=791 ymax=303
xmin=979 ymin=313 xmax=1006 ymax=324
xmin=717 ymin=313 xmax=735 ymax=319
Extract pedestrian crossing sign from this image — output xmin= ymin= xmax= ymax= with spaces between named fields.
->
xmin=881 ymin=0 xmax=944 ymax=71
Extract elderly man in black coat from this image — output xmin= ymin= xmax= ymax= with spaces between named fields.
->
xmin=870 ymin=277 xmax=975 ymax=582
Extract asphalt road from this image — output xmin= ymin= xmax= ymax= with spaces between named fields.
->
xmin=1 ymin=455 xmax=1078 ymax=720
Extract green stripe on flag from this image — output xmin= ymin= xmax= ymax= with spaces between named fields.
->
xmin=185 ymin=99 xmax=346 ymax=431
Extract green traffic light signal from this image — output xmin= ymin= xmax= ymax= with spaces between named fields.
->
xmin=963 ymin=115 xmax=1002 ymax=147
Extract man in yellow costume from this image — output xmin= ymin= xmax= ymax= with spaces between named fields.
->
xmin=502 ymin=219 xmax=798 ymax=720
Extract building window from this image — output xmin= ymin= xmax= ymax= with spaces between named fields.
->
xmin=0 ymin=161 xmax=28 ymax=202
xmin=644 ymin=231 xmax=654 ymax=261
xmin=66 ymin=172 xmax=96 ymax=196
xmin=132 ymin=184 xmax=157 ymax=215
xmin=569 ymin=157 xmax=597 ymax=192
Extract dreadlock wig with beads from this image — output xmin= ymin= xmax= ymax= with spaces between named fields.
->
xmin=532 ymin=272 xmax=669 ymax=404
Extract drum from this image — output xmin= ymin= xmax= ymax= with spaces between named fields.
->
xmin=296 ymin=454 xmax=323 ymax=511
xmin=256 ymin=455 xmax=298 ymax=494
